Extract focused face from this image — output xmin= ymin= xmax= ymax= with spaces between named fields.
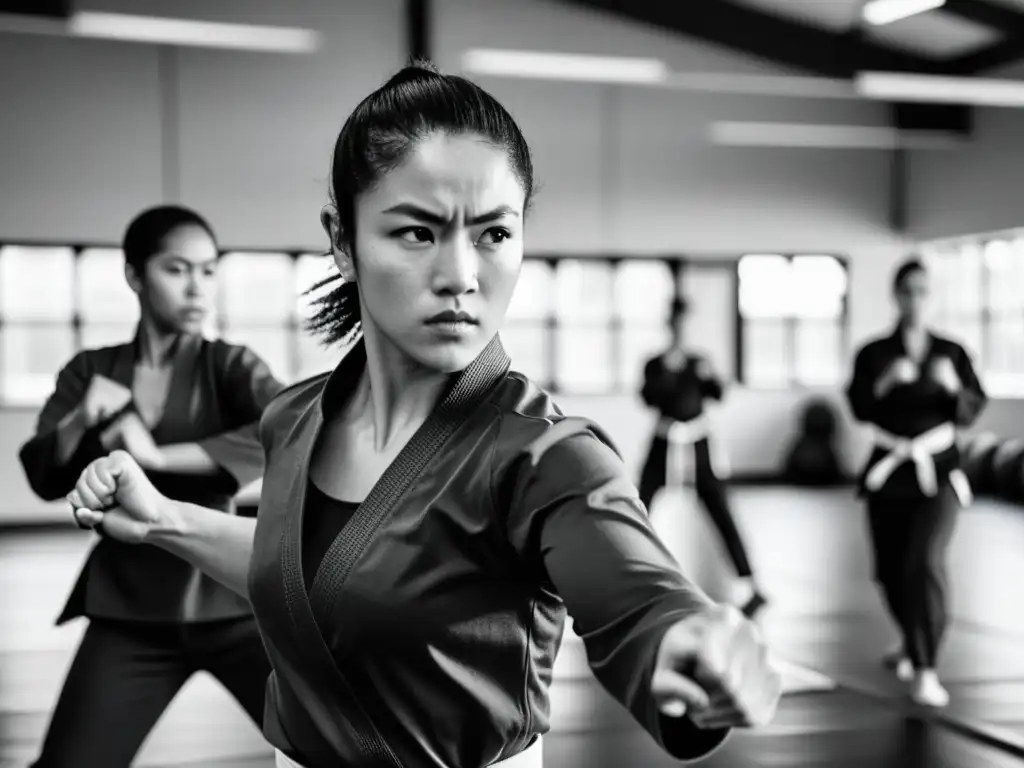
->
xmin=126 ymin=224 xmax=219 ymax=334
xmin=330 ymin=132 xmax=526 ymax=373
xmin=894 ymin=268 xmax=930 ymax=325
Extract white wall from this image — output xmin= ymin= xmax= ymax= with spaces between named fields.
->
xmin=907 ymin=60 xmax=1024 ymax=241
xmin=0 ymin=0 xmax=965 ymax=523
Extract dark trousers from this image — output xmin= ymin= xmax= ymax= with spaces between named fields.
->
xmin=32 ymin=616 xmax=271 ymax=768
xmin=867 ymin=485 xmax=959 ymax=669
xmin=639 ymin=435 xmax=754 ymax=578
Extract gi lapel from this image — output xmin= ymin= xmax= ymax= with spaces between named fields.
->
xmin=307 ymin=333 xmax=511 ymax=622
xmin=276 ymin=333 xmax=511 ymax=765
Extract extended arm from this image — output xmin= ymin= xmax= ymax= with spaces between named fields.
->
xmin=505 ymin=427 xmax=730 ymax=761
xmin=148 ymin=499 xmax=256 ymax=598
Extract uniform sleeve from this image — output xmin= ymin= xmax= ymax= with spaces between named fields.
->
xmin=844 ymin=344 xmax=880 ymax=424
xmin=640 ymin=358 xmax=664 ymax=408
xmin=947 ymin=345 xmax=987 ymax=427
xmin=503 ymin=421 xmax=730 ymax=762
xmin=695 ymin=355 xmax=724 ymax=401
xmin=18 ymin=351 xmax=102 ymax=501
xmin=197 ymin=344 xmax=286 ymax=487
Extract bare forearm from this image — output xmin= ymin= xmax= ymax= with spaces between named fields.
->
xmin=146 ymin=500 xmax=256 ymax=599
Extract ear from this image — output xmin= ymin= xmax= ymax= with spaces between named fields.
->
xmin=320 ymin=204 xmax=356 ymax=282
xmin=124 ymin=261 xmax=143 ymax=296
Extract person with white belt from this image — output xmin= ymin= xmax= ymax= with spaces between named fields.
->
xmin=638 ymin=297 xmax=766 ymax=618
xmin=846 ymin=257 xmax=987 ymax=708
xmin=64 ymin=62 xmax=781 ymax=768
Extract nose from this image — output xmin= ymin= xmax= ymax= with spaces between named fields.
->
xmin=431 ymin=233 xmax=478 ymax=297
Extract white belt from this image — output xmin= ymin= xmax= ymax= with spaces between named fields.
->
xmin=656 ymin=415 xmax=729 ymax=487
xmin=275 ymin=735 xmax=543 ymax=768
xmin=864 ymin=422 xmax=973 ymax=506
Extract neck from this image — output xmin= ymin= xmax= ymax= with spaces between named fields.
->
xmin=136 ymin=316 xmax=181 ymax=366
xmin=900 ymin=318 xmax=926 ymax=335
xmin=358 ymin=322 xmax=450 ymax=453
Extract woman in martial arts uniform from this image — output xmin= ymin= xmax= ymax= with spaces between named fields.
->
xmin=845 ymin=257 xmax=986 ymax=708
xmin=639 ymin=297 xmax=766 ymax=617
xmin=67 ymin=63 xmax=781 ymax=768
xmin=19 ymin=205 xmax=285 ymax=767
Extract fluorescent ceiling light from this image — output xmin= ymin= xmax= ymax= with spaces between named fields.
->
xmin=862 ymin=0 xmax=946 ymax=26
xmin=857 ymin=71 xmax=1024 ymax=107
xmin=461 ymin=49 xmax=667 ymax=84
xmin=68 ymin=11 xmax=320 ymax=53
xmin=710 ymin=121 xmax=964 ymax=150
xmin=664 ymin=72 xmax=858 ymax=99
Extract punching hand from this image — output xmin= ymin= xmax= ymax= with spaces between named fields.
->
xmin=652 ymin=604 xmax=781 ymax=729
xmin=67 ymin=450 xmax=170 ymax=544
xmin=930 ymin=357 xmax=961 ymax=394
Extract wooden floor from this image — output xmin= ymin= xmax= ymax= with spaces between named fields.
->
xmin=3 ymin=486 xmax=1024 ymax=767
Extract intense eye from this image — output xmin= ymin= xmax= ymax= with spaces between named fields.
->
xmin=479 ymin=227 xmax=511 ymax=246
xmin=396 ymin=227 xmax=434 ymax=244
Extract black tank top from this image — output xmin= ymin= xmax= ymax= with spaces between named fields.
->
xmin=302 ymin=480 xmax=361 ymax=590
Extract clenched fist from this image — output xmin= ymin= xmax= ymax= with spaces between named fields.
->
xmin=67 ymin=451 xmax=171 ymax=544
xmin=929 ymin=356 xmax=961 ymax=394
xmin=652 ymin=604 xmax=781 ymax=730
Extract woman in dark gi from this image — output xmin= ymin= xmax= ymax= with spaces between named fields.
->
xmin=66 ymin=63 xmax=781 ymax=768
xmin=639 ymin=296 xmax=766 ymax=617
xmin=19 ymin=205 xmax=284 ymax=767
xmin=845 ymin=257 xmax=986 ymax=708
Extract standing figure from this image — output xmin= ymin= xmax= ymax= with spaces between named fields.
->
xmin=66 ymin=63 xmax=781 ymax=768
xmin=638 ymin=297 xmax=766 ymax=617
xmin=845 ymin=257 xmax=986 ymax=708
xmin=19 ymin=206 xmax=285 ymax=767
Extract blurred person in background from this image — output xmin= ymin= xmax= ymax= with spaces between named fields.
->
xmin=19 ymin=205 xmax=284 ymax=767
xmin=845 ymin=256 xmax=986 ymax=708
xmin=638 ymin=297 xmax=766 ymax=618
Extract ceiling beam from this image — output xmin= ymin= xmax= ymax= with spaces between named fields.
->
xmin=947 ymin=37 xmax=1024 ymax=73
xmin=940 ymin=0 xmax=1024 ymax=38
xmin=406 ymin=0 xmax=431 ymax=63
xmin=559 ymin=0 xmax=950 ymax=78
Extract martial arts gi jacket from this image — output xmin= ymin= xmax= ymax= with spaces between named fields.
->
xmin=845 ymin=329 xmax=986 ymax=501
xmin=19 ymin=332 xmax=284 ymax=624
xmin=249 ymin=334 xmax=732 ymax=768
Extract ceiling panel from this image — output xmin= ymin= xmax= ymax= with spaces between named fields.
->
xmin=865 ymin=8 xmax=1003 ymax=57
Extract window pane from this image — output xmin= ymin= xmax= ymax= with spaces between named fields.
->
xmin=80 ymin=322 xmax=136 ymax=350
xmin=220 ymin=252 xmax=296 ymax=323
xmin=794 ymin=320 xmax=844 ymax=387
xmin=0 ymin=246 xmax=75 ymax=321
xmin=296 ymin=331 xmax=343 ymax=382
xmin=742 ymin=320 xmax=790 ymax=387
xmin=555 ymin=325 xmax=613 ymax=393
xmin=948 ymin=242 xmax=984 ymax=315
xmin=0 ymin=324 xmax=76 ymax=405
xmin=507 ymin=259 xmax=553 ymax=321
xmin=985 ymin=317 xmax=1024 ymax=378
xmin=738 ymin=254 xmax=790 ymax=318
xmin=791 ymin=256 xmax=847 ymax=319
xmin=220 ymin=326 xmax=293 ymax=383
xmin=295 ymin=253 xmax=339 ymax=320
xmin=554 ymin=260 xmax=613 ymax=320
xmin=78 ymin=248 xmax=138 ymax=323
xmin=500 ymin=323 xmax=550 ymax=386
xmin=615 ymin=261 xmax=674 ymax=321
xmin=620 ymin=325 xmax=671 ymax=392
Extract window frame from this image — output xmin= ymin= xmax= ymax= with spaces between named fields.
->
xmin=0 ymin=241 xmax=851 ymax=405
xmin=734 ymin=253 xmax=851 ymax=390
xmin=922 ymin=231 xmax=1024 ymax=397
